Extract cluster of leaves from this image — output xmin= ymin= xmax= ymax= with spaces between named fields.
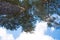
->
xmin=0 ymin=0 xmax=36 ymax=32
xmin=46 ymin=0 xmax=60 ymax=28
xmin=0 ymin=0 xmax=60 ymax=32
xmin=1 ymin=0 xmax=20 ymax=5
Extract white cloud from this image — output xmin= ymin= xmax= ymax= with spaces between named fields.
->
xmin=0 ymin=21 xmax=54 ymax=40
xmin=50 ymin=27 xmax=55 ymax=32
xmin=16 ymin=21 xmax=54 ymax=40
xmin=0 ymin=27 xmax=14 ymax=40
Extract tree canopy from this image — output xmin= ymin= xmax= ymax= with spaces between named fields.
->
xmin=0 ymin=0 xmax=60 ymax=32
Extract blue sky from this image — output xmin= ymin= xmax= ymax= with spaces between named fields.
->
xmin=0 ymin=0 xmax=60 ymax=40
xmin=46 ymin=27 xmax=60 ymax=40
xmin=0 ymin=21 xmax=54 ymax=40
xmin=0 ymin=8 xmax=60 ymax=40
xmin=0 ymin=14 xmax=60 ymax=40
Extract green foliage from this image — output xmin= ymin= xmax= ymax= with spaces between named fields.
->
xmin=0 ymin=0 xmax=58 ymax=32
xmin=1 ymin=0 xmax=20 ymax=5
xmin=0 ymin=0 xmax=36 ymax=32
